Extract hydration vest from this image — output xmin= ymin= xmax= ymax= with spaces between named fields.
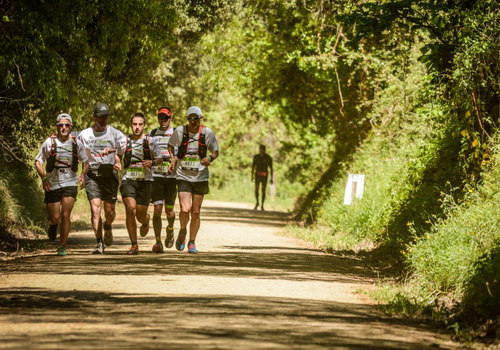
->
xmin=149 ymin=127 xmax=176 ymax=160
xmin=176 ymin=125 xmax=207 ymax=160
xmin=123 ymin=136 xmax=152 ymax=169
xmin=46 ymin=135 xmax=78 ymax=173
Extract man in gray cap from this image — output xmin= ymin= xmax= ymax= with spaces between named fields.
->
xmin=35 ymin=113 xmax=89 ymax=256
xmin=78 ymin=103 xmax=126 ymax=254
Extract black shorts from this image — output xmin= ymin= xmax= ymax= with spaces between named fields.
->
xmin=85 ymin=171 xmax=119 ymax=203
xmin=120 ymin=179 xmax=153 ymax=206
xmin=44 ymin=186 xmax=78 ymax=204
xmin=177 ymin=180 xmax=209 ymax=196
xmin=255 ymin=174 xmax=268 ymax=187
xmin=151 ymin=177 xmax=177 ymax=207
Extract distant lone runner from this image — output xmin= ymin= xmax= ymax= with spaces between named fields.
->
xmin=252 ymin=144 xmax=273 ymax=211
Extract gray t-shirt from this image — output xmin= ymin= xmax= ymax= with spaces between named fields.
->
xmin=122 ymin=136 xmax=163 ymax=182
xmin=77 ymin=126 xmax=126 ymax=169
xmin=168 ymin=125 xmax=219 ymax=182
xmin=35 ymin=136 xmax=87 ymax=190
xmin=148 ymin=126 xmax=176 ymax=179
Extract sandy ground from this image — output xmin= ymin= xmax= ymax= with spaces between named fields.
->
xmin=0 ymin=200 xmax=462 ymax=349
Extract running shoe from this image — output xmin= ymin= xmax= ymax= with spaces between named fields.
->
xmin=57 ymin=246 xmax=66 ymax=256
xmin=47 ymin=224 xmax=58 ymax=241
xmin=152 ymin=242 xmax=164 ymax=253
xmin=175 ymin=228 xmax=187 ymax=251
xmin=127 ymin=244 xmax=139 ymax=255
xmin=187 ymin=242 xmax=198 ymax=254
xmin=165 ymin=226 xmax=175 ymax=248
xmin=92 ymin=242 xmax=105 ymax=255
xmin=254 ymin=203 xmax=258 ymax=210
xmin=103 ymin=222 xmax=113 ymax=246
xmin=140 ymin=214 xmax=150 ymax=237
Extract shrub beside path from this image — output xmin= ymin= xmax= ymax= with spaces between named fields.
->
xmin=0 ymin=200 xmax=460 ymax=349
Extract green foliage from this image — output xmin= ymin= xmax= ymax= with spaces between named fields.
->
xmin=0 ymin=0 xmax=232 ymax=233
xmin=406 ymin=133 xmax=500 ymax=297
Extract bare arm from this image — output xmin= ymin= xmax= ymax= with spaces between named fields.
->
xmin=201 ymin=150 xmax=219 ymax=166
xmin=168 ymin=145 xmax=176 ymax=172
xmin=35 ymin=160 xmax=51 ymax=192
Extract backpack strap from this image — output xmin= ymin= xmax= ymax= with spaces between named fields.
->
xmin=45 ymin=134 xmax=58 ymax=173
xmin=123 ymin=136 xmax=132 ymax=169
xmin=71 ymin=135 xmax=78 ymax=172
xmin=143 ymin=135 xmax=152 ymax=161
xmin=197 ymin=125 xmax=207 ymax=159
xmin=177 ymin=125 xmax=190 ymax=160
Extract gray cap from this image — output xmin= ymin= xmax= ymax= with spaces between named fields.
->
xmin=93 ymin=103 xmax=110 ymax=117
xmin=186 ymin=106 xmax=202 ymax=117
xmin=56 ymin=113 xmax=73 ymax=125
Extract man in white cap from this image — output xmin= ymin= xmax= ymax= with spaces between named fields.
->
xmin=78 ymin=103 xmax=126 ymax=254
xmin=168 ymin=106 xmax=219 ymax=254
xmin=35 ymin=113 xmax=89 ymax=256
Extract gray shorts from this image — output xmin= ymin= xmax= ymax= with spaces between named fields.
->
xmin=85 ymin=171 xmax=119 ymax=203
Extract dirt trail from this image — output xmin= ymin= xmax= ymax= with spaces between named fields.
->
xmin=0 ymin=200 xmax=461 ymax=349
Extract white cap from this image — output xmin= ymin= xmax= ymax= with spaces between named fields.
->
xmin=186 ymin=106 xmax=202 ymax=117
xmin=56 ymin=113 xmax=73 ymax=125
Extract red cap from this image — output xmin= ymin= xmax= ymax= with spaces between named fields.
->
xmin=158 ymin=108 xmax=172 ymax=117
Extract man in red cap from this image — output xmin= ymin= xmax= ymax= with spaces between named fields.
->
xmin=147 ymin=107 xmax=178 ymax=253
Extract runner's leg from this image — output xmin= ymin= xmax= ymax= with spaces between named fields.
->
xmin=59 ymin=196 xmax=75 ymax=247
xmin=188 ymin=193 xmax=204 ymax=242
xmin=123 ymin=197 xmax=137 ymax=243
xmin=103 ymin=201 xmax=116 ymax=227
xmin=46 ymin=202 xmax=61 ymax=226
xmin=89 ymin=198 xmax=103 ymax=239
xmin=166 ymin=206 xmax=175 ymax=228
xmin=153 ymin=203 xmax=163 ymax=241
xmin=136 ymin=204 xmax=149 ymax=227
xmin=254 ymin=179 xmax=260 ymax=207
xmin=260 ymin=177 xmax=268 ymax=209
xmin=178 ymin=191 xmax=192 ymax=230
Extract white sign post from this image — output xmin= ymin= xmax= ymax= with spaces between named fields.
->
xmin=344 ymin=174 xmax=365 ymax=205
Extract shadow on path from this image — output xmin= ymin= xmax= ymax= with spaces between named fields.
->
xmin=0 ymin=289 xmax=451 ymax=350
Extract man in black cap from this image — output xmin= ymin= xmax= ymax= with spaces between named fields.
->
xmin=78 ymin=103 xmax=126 ymax=254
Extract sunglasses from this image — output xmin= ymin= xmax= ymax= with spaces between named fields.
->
xmin=187 ymin=116 xmax=201 ymax=121
xmin=158 ymin=115 xmax=171 ymax=120
xmin=57 ymin=123 xmax=71 ymax=128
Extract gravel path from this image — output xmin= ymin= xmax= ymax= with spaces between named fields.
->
xmin=0 ymin=200 xmax=460 ymax=349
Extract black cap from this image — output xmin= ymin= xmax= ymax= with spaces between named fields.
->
xmin=94 ymin=103 xmax=110 ymax=117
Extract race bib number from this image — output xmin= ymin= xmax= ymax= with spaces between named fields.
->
xmin=152 ymin=161 xmax=170 ymax=174
xmin=126 ymin=167 xmax=146 ymax=180
xmin=180 ymin=156 xmax=200 ymax=171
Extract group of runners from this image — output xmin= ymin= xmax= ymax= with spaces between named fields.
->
xmin=35 ymin=103 xmax=219 ymax=256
